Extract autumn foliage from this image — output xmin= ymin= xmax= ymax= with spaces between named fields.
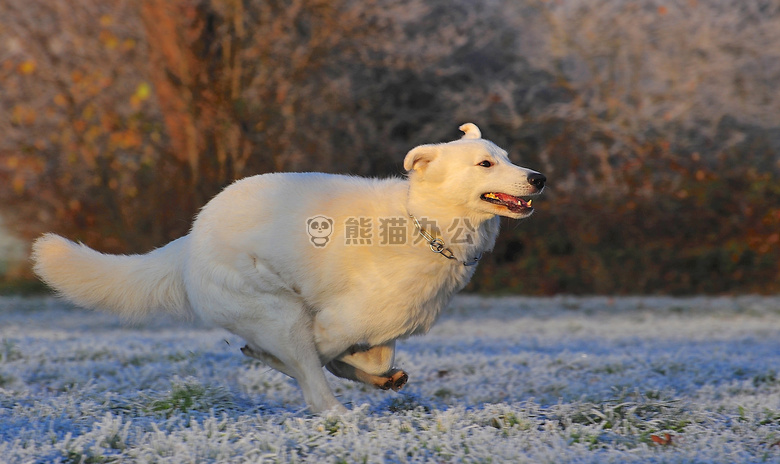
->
xmin=1 ymin=0 xmax=779 ymax=294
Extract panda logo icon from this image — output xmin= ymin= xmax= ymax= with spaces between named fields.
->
xmin=306 ymin=216 xmax=334 ymax=248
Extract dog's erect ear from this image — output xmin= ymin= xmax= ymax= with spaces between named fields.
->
xmin=459 ymin=123 xmax=482 ymax=139
xmin=403 ymin=144 xmax=439 ymax=172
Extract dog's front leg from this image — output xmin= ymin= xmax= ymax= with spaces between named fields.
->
xmin=325 ymin=340 xmax=408 ymax=391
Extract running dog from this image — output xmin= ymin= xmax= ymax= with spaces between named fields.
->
xmin=32 ymin=123 xmax=545 ymax=413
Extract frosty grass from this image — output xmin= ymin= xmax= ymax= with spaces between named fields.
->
xmin=1 ymin=295 xmax=779 ymax=463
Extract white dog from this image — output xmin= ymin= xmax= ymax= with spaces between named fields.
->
xmin=32 ymin=123 xmax=545 ymax=413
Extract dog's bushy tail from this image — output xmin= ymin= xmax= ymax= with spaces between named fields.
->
xmin=32 ymin=233 xmax=189 ymax=320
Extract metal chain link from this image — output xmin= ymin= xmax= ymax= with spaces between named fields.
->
xmin=409 ymin=213 xmax=481 ymax=267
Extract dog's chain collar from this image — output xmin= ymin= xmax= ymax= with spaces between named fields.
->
xmin=408 ymin=213 xmax=481 ymax=267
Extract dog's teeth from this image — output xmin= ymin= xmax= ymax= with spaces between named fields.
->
xmin=527 ymin=199 xmax=532 ymax=207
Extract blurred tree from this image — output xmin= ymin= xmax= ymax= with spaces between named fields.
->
xmin=0 ymin=0 xmax=184 ymax=252
xmin=1 ymin=0 xmax=778 ymax=293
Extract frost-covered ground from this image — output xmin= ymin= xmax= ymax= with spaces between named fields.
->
xmin=1 ymin=295 xmax=780 ymax=463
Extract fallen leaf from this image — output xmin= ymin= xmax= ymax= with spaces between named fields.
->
xmin=651 ymin=433 xmax=673 ymax=445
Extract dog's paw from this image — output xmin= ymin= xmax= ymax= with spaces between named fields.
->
xmin=390 ymin=369 xmax=409 ymax=391
xmin=377 ymin=369 xmax=408 ymax=391
xmin=240 ymin=345 xmax=257 ymax=358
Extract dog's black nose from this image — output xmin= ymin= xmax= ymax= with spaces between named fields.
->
xmin=527 ymin=172 xmax=546 ymax=190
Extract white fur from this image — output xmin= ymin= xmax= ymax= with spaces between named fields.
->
xmin=32 ymin=124 xmax=544 ymax=413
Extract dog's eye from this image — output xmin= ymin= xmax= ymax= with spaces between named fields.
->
xmin=478 ymin=160 xmax=493 ymax=168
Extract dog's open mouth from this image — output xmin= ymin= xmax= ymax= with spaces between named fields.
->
xmin=480 ymin=192 xmax=533 ymax=213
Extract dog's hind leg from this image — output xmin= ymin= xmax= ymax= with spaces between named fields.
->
xmin=326 ymin=341 xmax=408 ymax=391
xmin=232 ymin=294 xmax=346 ymax=414
xmin=241 ymin=345 xmax=295 ymax=378
xmin=327 ymin=360 xmax=408 ymax=391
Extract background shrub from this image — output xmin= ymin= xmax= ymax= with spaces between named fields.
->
xmin=1 ymin=0 xmax=778 ymax=294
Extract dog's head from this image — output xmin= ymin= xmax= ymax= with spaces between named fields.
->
xmin=404 ymin=123 xmax=545 ymax=220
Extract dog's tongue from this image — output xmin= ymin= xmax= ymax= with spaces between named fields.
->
xmin=493 ymin=192 xmax=521 ymax=204
xmin=486 ymin=192 xmax=532 ymax=212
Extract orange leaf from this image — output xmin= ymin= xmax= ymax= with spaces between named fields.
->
xmin=651 ymin=433 xmax=673 ymax=445
xmin=122 ymin=39 xmax=136 ymax=51
xmin=12 ymin=174 xmax=25 ymax=194
xmin=18 ymin=59 xmax=36 ymax=75
xmin=12 ymin=105 xmax=36 ymax=125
